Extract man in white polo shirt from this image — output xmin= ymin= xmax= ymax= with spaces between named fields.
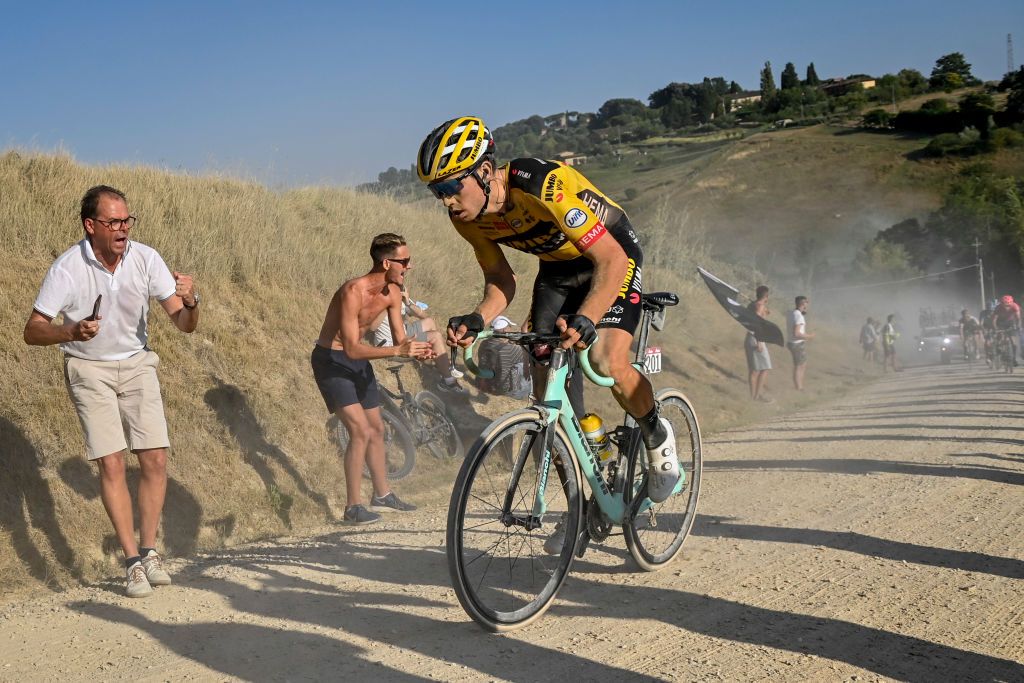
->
xmin=24 ymin=185 xmax=199 ymax=598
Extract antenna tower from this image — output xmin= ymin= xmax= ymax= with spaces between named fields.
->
xmin=1009 ymin=34 xmax=1016 ymax=74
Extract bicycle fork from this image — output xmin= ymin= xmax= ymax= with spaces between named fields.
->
xmin=500 ymin=406 xmax=557 ymax=532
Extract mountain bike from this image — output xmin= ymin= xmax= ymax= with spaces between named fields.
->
xmin=446 ymin=292 xmax=701 ymax=631
xmin=328 ymin=361 xmax=464 ymax=481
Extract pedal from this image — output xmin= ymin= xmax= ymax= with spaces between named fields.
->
xmin=574 ymin=529 xmax=591 ymax=558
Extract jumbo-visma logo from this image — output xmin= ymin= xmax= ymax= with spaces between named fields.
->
xmin=564 ymin=208 xmax=587 ymax=229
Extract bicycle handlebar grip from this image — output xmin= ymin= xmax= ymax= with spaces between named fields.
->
xmin=463 ymin=330 xmax=495 ymax=379
xmin=579 ymin=342 xmax=615 ymax=388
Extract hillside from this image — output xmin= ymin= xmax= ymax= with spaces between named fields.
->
xmin=0 ymin=151 xmax=872 ymax=597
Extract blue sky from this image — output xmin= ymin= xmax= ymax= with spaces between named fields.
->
xmin=2 ymin=1 xmax=1021 ymax=186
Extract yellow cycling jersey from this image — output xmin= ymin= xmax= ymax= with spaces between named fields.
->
xmin=452 ymin=158 xmax=633 ymax=264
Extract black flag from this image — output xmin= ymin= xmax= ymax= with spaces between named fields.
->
xmin=697 ymin=267 xmax=785 ymax=346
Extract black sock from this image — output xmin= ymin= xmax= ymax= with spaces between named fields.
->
xmin=125 ymin=555 xmax=142 ymax=569
xmin=139 ymin=547 xmax=155 ymax=558
xmin=637 ymin=406 xmax=667 ymax=449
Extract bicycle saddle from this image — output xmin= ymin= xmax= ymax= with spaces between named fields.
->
xmin=642 ymin=292 xmax=679 ymax=310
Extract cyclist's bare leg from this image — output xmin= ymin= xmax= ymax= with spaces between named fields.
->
xmin=589 ymin=327 xmax=656 ymax=419
xmin=337 ymin=404 xmax=388 ymax=506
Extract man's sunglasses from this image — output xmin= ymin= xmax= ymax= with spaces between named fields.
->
xmin=427 ymin=168 xmax=475 ymax=199
xmin=387 ymin=257 xmax=411 ymax=267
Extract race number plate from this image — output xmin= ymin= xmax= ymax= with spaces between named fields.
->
xmin=644 ymin=346 xmax=662 ymax=374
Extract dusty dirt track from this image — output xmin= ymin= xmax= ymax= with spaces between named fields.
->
xmin=2 ymin=363 xmax=1022 ymax=682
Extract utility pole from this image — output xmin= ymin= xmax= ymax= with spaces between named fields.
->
xmin=973 ymin=238 xmax=985 ymax=310
xmin=891 ymin=82 xmax=898 ymax=114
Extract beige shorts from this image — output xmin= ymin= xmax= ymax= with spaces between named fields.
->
xmin=63 ymin=350 xmax=170 ymax=460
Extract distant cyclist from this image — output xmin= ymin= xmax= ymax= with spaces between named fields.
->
xmin=416 ymin=115 xmax=679 ymax=502
xmin=958 ymin=309 xmax=981 ymax=360
xmin=993 ymin=295 xmax=1021 ymax=364
xmin=980 ymin=305 xmax=997 ymax=366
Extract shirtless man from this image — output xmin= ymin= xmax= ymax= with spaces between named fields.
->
xmin=311 ymin=233 xmax=432 ymax=524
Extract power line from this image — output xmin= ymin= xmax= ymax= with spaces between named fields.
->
xmin=817 ymin=263 xmax=979 ymax=293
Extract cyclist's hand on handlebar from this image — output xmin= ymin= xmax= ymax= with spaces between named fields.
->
xmin=556 ymin=314 xmax=597 ymax=350
xmin=397 ymin=339 xmax=433 ymax=360
xmin=447 ymin=313 xmax=485 ymax=348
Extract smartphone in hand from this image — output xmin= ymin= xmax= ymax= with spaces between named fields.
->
xmin=86 ymin=295 xmax=102 ymax=321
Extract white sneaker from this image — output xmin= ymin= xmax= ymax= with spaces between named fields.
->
xmin=141 ymin=549 xmax=172 ymax=586
xmin=542 ymin=516 xmax=567 ymax=556
xmin=450 ymin=368 xmax=465 ymax=379
xmin=646 ymin=418 xmax=680 ymax=503
xmin=126 ymin=561 xmax=153 ymax=598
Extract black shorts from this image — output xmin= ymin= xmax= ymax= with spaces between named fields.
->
xmin=310 ymin=346 xmax=381 ymax=413
xmin=529 ymin=221 xmax=644 ymax=336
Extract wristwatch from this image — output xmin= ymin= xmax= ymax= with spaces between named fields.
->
xmin=183 ymin=292 xmax=200 ymax=310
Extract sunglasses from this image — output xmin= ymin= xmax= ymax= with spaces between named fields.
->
xmin=427 ymin=168 xmax=475 ymax=199
xmin=387 ymin=257 xmax=411 ymax=268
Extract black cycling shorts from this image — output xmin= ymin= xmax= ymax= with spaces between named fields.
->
xmin=310 ymin=345 xmax=381 ymax=413
xmin=528 ymin=221 xmax=644 ymax=337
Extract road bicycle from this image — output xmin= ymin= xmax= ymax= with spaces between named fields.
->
xmin=328 ymin=361 xmax=463 ymax=480
xmin=993 ymin=328 xmax=1016 ymax=374
xmin=446 ymin=291 xmax=702 ymax=631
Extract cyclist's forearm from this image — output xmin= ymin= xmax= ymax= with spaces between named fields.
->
xmin=579 ymin=254 xmax=627 ymax=324
xmin=476 ymin=272 xmax=516 ymax=324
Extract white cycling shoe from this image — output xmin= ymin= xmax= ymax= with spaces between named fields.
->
xmin=646 ymin=418 xmax=680 ymax=503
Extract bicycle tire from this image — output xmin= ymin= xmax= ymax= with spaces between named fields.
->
xmin=331 ymin=410 xmax=416 ymax=481
xmin=447 ymin=409 xmax=582 ymax=632
xmin=414 ymin=390 xmax=464 ymax=460
xmin=623 ymin=389 xmax=702 ymax=571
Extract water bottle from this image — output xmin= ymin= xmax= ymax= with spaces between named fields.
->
xmin=580 ymin=413 xmax=613 ymax=464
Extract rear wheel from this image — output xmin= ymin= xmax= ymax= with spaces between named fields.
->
xmin=623 ymin=389 xmax=702 ymax=571
xmin=414 ymin=391 xmax=464 ymax=460
xmin=330 ymin=411 xmax=416 ymax=481
xmin=447 ymin=410 xmax=581 ymax=632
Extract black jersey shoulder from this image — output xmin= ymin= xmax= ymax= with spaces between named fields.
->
xmin=506 ymin=158 xmax=561 ymax=197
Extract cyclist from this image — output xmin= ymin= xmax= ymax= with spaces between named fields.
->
xmin=993 ymin=294 xmax=1022 ymax=364
xmin=958 ymin=308 xmax=981 ymax=360
xmin=416 ymin=116 xmax=679 ymax=502
xmin=980 ymin=305 xmax=996 ymax=366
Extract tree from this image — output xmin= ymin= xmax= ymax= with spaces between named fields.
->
xmin=594 ymin=98 xmax=647 ymax=128
xmin=781 ymin=62 xmax=800 ymax=90
xmin=729 ymin=80 xmax=743 ymax=94
xmin=929 ymin=52 xmax=977 ymax=90
xmin=851 ymin=239 xmax=921 ymax=281
xmin=760 ymin=61 xmax=777 ymax=100
xmin=897 ymin=68 xmax=928 ymax=94
xmin=959 ymin=92 xmax=996 ymax=138
xmin=804 ymin=63 xmax=820 ymax=87
xmin=1003 ymin=66 xmax=1024 ymax=121
xmin=760 ymin=61 xmax=777 ymax=112
xmin=660 ymin=98 xmax=693 ymax=128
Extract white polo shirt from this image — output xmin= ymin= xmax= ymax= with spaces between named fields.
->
xmin=32 ymin=239 xmax=177 ymax=361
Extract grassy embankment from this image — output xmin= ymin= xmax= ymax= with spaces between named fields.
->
xmin=0 ymin=151 xmax=866 ymax=599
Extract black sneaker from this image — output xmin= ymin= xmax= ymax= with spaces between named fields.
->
xmin=343 ymin=504 xmax=381 ymax=525
xmin=369 ymin=492 xmax=417 ymax=512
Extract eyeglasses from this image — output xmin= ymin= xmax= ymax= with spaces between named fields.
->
xmin=387 ymin=257 xmax=412 ymax=268
xmin=427 ymin=168 xmax=475 ymax=199
xmin=92 ymin=215 xmax=137 ymax=231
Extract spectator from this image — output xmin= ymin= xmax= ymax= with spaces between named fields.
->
xmin=881 ymin=313 xmax=901 ymax=372
xmin=311 ymin=233 xmax=432 ymax=525
xmin=371 ymin=285 xmax=466 ymax=394
xmin=860 ymin=317 xmax=879 ymax=362
xmin=787 ymin=295 xmax=814 ymax=390
xmin=744 ymin=285 xmax=773 ymax=402
xmin=23 ymin=185 xmax=199 ymax=598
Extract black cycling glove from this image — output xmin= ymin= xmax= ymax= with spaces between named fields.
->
xmin=448 ymin=312 xmax=485 ymax=341
xmin=559 ymin=314 xmax=598 ymax=348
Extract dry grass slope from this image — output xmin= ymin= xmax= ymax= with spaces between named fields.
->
xmin=0 ymin=151 xmax=865 ymax=598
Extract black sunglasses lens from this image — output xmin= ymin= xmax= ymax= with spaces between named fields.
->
xmin=429 ymin=178 xmax=462 ymax=198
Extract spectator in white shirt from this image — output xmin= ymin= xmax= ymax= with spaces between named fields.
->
xmin=786 ymin=295 xmax=814 ymax=390
xmin=23 ymin=185 xmax=199 ymax=598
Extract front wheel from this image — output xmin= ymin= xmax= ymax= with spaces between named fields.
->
xmin=330 ymin=411 xmax=416 ymax=481
xmin=447 ymin=410 xmax=582 ymax=632
xmin=623 ymin=389 xmax=702 ymax=571
xmin=414 ymin=391 xmax=464 ymax=460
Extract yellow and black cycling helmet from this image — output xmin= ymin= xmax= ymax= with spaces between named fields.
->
xmin=417 ymin=116 xmax=494 ymax=184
